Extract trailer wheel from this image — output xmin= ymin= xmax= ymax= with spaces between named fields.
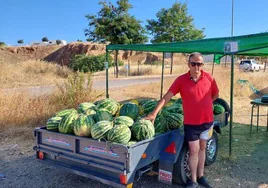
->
xmin=173 ymin=145 xmax=190 ymax=185
xmin=205 ymin=130 xmax=218 ymax=166
xmin=214 ymin=98 xmax=230 ymax=118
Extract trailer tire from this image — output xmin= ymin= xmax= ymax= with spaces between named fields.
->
xmin=214 ymin=98 xmax=230 ymax=118
xmin=173 ymin=145 xmax=190 ymax=185
xmin=205 ymin=130 xmax=218 ymax=166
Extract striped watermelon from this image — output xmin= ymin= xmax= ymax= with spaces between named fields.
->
xmin=127 ymin=140 xmax=137 ymax=146
xmin=131 ymin=119 xmax=155 ymax=141
xmin=91 ymin=121 xmax=113 ymax=140
xmin=163 ymin=103 xmax=183 ymax=114
xmin=58 ymin=110 xmax=79 ymax=134
xmin=77 ymin=102 xmax=96 ymax=114
xmin=107 ymin=124 xmax=131 ymax=144
xmin=163 ymin=112 xmax=184 ymax=130
xmin=140 ymin=100 xmax=158 ymax=115
xmin=46 ymin=116 xmax=62 ymax=131
xmin=84 ymin=108 xmax=96 ymax=116
xmin=96 ymin=98 xmax=119 ymax=115
xmin=119 ymin=103 xmax=139 ymax=120
xmin=93 ymin=110 xmax=113 ymax=122
xmin=154 ymin=115 xmax=167 ymax=134
xmin=74 ymin=114 xmax=95 ymax=137
xmin=55 ymin=108 xmax=76 ymax=117
xmin=114 ymin=116 xmax=134 ymax=127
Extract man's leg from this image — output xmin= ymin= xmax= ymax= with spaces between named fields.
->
xmin=188 ymin=140 xmax=200 ymax=182
xmin=197 ymin=139 xmax=207 ymax=178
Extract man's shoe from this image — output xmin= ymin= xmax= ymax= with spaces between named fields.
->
xmin=186 ymin=180 xmax=199 ymax=188
xmin=197 ymin=176 xmax=212 ymax=188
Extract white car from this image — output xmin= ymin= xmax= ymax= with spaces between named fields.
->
xmin=239 ymin=59 xmax=260 ymax=71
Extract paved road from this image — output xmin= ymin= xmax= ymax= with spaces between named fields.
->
xmin=1 ymin=75 xmax=177 ymax=97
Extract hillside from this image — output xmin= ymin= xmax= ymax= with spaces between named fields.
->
xmin=0 ymin=43 xmax=187 ymax=65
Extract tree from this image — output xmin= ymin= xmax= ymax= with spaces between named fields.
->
xmin=56 ymin=40 xmax=62 ymax=45
xmin=17 ymin=39 xmax=24 ymax=45
xmin=77 ymin=39 xmax=83 ymax=42
xmin=0 ymin=41 xmax=6 ymax=47
xmin=42 ymin=37 xmax=49 ymax=42
xmin=84 ymin=0 xmax=148 ymax=45
xmin=146 ymin=2 xmax=205 ymax=43
xmin=146 ymin=2 xmax=205 ymax=74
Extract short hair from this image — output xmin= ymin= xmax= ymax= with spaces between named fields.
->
xmin=188 ymin=52 xmax=203 ymax=61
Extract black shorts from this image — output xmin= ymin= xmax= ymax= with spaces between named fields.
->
xmin=184 ymin=122 xmax=213 ymax=142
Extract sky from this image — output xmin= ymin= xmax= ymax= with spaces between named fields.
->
xmin=1 ymin=0 xmax=268 ymax=46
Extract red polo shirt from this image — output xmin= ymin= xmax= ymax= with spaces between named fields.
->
xmin=168 ymin=70 xmax=219 ymax=125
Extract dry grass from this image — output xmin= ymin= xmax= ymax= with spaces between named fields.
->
xmin=0 ymin=59 xmax=72 ymax=88
xmin=0 ymin=72 xmax=103 ymax=131
xmin=0 ymin=60 xmax=267 ymax=131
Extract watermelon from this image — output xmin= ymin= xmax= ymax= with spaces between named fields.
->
xmin=107 ymin=124 xmax=131 ymax=144
xmin=154 ymin=115 xmax=167 ymax=134
xmin=140 ymin=100 xmax=158 ymax=115
xmin=91 ymin=121 xmax=113 ymax=140
xmin=164 ymin=112 xmax=184 ymax=130
xmin=55 ymin=108 xmax=76 ymax=117
xmin=73 ymin=114 xmax=95 ymax=137
xmin=127 ymin=140 xmax=137 ymax=146
xmin=213 ymin=103 xmax=225 ymax=115
xmin=119 ymin=102 xmax=139 ymax=120
xmin=131 ymin=119 xmax=155 ymax=141
xmin=93 ymin=110 xmax=114 ymax=122
xmin=114 ymin=116 xmax=134 ymax=127
xmin=58 ymin=110 xmax=79 ymax=134
xmin=84 ymin=108 xmax=96 ymax=116
xmin=163 ymin=103 xmax=183 ymax=114
xmin=175 ymin=98 xmax=182 ymax=104
xmin=77 ymin=102 xmax=96 ymax=114
xmin=46 ymin=116 xmax=62 ymax=131
xmin=96 ymin=98 xmax=119 ymax=115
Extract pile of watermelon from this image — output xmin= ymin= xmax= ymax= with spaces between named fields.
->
xmin=45 ymin=97 xmax=224 ymax=145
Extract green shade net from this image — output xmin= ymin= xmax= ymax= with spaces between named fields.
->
xmin=107 ymin=32 xmax=268 ymax=56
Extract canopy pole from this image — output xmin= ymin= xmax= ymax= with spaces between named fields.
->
xmin=105 ymin=50 xmax=109 ymax=98
xmin=229 ymin=54 xmax=234 ymax=156
xmin=170 ymin=53 xmax=174 ymax=75
xmin=115 ymin=50 xmax=119 ymax=78
xmin=160 ymin=52 xmax=165 ymax=99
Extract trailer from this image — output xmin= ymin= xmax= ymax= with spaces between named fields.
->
xmin=33 ymin=98 xmax=229 ymax=188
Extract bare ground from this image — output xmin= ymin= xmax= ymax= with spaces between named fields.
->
xmin=0 ymin=123 xmax=267 ymax=188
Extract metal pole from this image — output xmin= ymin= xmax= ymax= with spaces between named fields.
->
xmin=115 ymin=50 xmax=119 ymax=78
xmin=229 ymin=0 xmax=234 ymax=157
xmin=231 ymin=0 xmax=234 ymax=37
xmin=170 ymin=53 xmax=174 ymax=75
xmin=105 ymin=50 xmax=109 ymax=98
xmin=160 ymin=52 xmax=165 ymax=99
xmin=229 ymin=54 xmax=234 ymax=156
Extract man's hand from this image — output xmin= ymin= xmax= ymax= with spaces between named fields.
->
xmin=144 ymin=113 xmax=157 ymax=125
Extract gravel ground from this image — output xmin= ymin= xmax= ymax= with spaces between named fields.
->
xmin=0 ymin=128 xmax=267 ymax=188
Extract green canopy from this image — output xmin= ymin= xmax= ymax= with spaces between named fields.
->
xmin=107 ymin=32 xmax=268 ymax=56
xmin=105 ymin=32 xmax=268 ymax=156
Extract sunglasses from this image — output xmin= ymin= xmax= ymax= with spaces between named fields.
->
xmin=190 ymin=62 xmax=204 ymax=67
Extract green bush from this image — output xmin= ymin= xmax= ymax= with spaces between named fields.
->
xmin=69 ymin=54 xmax=117 ymax=73
xmin=0 ymin=41 xmax=6 ymax=47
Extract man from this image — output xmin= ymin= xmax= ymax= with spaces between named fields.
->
xmin=145 ymin=52 xmax=219 ymax=188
